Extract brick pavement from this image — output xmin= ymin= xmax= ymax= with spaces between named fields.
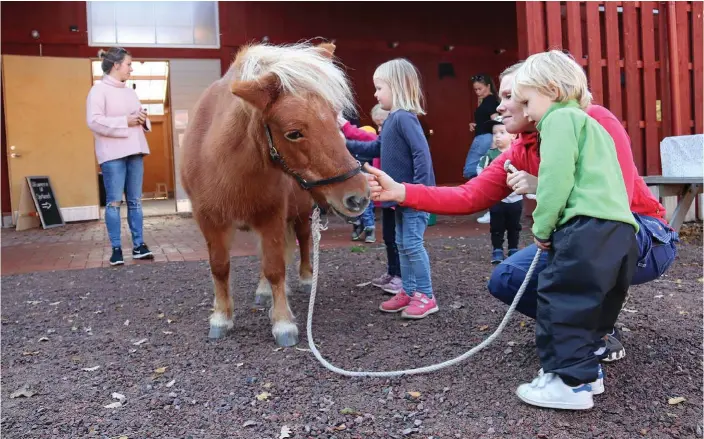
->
xmin=1 ymin=213 xmax=488 ymax=276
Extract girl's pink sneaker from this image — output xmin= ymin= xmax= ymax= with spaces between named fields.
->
xmin=401 ymin=293 xmax=438 ymax=319
xmin=379 ymin=291 xmax=411 ymax=313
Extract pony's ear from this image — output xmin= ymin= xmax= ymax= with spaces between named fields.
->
xmin=230 ymin=73 xmax=281 ymax=111
xmin=315 ymin=43 xmax=336 ymax=59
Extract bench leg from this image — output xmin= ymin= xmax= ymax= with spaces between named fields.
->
xmin=670 ymin=184 xmax=701 ymax=233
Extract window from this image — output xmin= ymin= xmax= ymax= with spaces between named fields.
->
xmin=87 ymin=1 xmax=219 ymax=48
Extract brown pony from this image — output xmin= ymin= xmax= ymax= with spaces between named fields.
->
xmin=180 ymin=42 xmax=369 ymax=347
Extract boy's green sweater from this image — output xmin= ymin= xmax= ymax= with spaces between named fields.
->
xmin=532 ymin=101 xmax=639 ymax=241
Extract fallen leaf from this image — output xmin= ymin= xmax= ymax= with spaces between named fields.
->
xmin=294 ymin=347 xmax=311 ymax=352
xmin=242 ymin=420 xmax=257 ymax=427
xmin=49 ymin=301 xmax=61 ymax=306
xmin=355 ymin=282 xmax=371 ymax=287
xmin=82 ymin=366 xmax=100 ymax=372
xmin=22 ymin=351 xmax=40 ymax=356
xmin=621 ymin=326 xmax=632 ymax=332
xmin=443 ymin=245 xmax=454 ymax=250
xmin=26 ymin=300 xmax=41 ymax=305
xmin=519 ymin=321 xmax=526 ymax=327
xmin=622 ymin=308 xmax=638 ymax=313
xmin=654 ymin=295 xmax=664 ymax=299
xmin=235 ymin=362 xmax=244 ymax=367
xmin=124 ymin=320 xmax=130 ymax=326
xmin=118 ymin=436 xmax=128 ymax=439
xmin=104 ymin=402 xmax=122 ymax=409
xmin=10 ymin=384 xmax=36 ymax=398
xmin=263 ymin=382 xmax=273 ymax=389
xmin=162 ymin=331 xmax=173 ymax=335
xmin=256 ymin=391 xmax=271 ymax=401
xmin=273 ymin=347 xmax=284 ymax=352
xmin=154 ymin=367 xmax=167 ymax=374
xmin=334 ymin=424 xmax=347 ymax=431
xmin=698 ymin=277 xmax=703 ymax=283
xmin=407 ymin=391 xmax=421 ymax=399
xmin=675 ymin=279 xmax=682 ymax=284
xmin=340 ymin=407 xmax=359 ymax=415
xmin=112 ymin=392 xmax=126 ymax=401
xmin=132 ymin=338 xmax=148 ymax=346
xmin=94 ymin=310 xmax=103 ymax=314
xmin=679 ymin=311 xmax=689 ymax=315
xmin=166 ymin=380 xmax=176 ymax=388
xmin=38 ymin=337 xmax=49 ymax=342
xmin=507 ymin=341 xmax=517 ymax=347
xmin=478 ymin=325 xmax=489 ymax=331
xmin=157 ymin=313 xmax=165 ymax=319
xmin=450 ymin=302 xmax=463 ymax=310
xmin=279 ymin=425 xmax=292 ymax=438
xmin=668 ymin=396 xmax=686 ymax=405
xmin=167 ymin=319 xmax=175 ymax=324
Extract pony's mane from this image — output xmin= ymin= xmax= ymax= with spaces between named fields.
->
xmin=227 ymin=42 xmax=356 ymax=115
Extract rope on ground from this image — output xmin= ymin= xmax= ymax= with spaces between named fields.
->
xmin=305 ymin=206 xmax=543 ymax=377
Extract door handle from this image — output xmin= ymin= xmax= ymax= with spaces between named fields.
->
xmin=10 ymin=153 xmax=21 ymax=158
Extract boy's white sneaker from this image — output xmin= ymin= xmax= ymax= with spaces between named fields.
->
xmin=530 ymin=365 xmax=604 ymax=395
xmin=477 ymin=211 xmax=491 ymax=224
xmin=516 ymin=371 xmax=594 ymax=410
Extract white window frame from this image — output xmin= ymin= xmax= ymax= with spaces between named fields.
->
xmin=86 ymin=1 xmax=221 ymax=49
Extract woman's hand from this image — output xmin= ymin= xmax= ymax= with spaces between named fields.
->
xmin=506 ymin=170 xmax=538 ymax=195
xmin=363 ymin=163 xmax=406 ymax=203
xmin=127 ymin=113 xmax=143 ymax=127
xmin=469 ymin=122 xmax=477 ymax=132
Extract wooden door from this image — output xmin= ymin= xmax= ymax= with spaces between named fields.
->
xmin=2 ymin=55 xmax=98 ymax=222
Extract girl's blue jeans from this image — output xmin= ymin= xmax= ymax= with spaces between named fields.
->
xmin=395 ymin=207 xmax=433 ymax=297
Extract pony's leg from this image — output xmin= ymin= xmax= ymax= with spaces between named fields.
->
xmin=258 ymin=222 xmax=298 ymax=347
xmin=294 ymin=216 xmax=313 ymax=293
xmin=201 ymin=221 xmax=235 ymax=339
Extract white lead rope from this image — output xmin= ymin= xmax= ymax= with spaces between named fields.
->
xmin=305 ymin=207 xmax=543 ymax=377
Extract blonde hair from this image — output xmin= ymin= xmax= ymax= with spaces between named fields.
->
xmin=229 ymin=42 xmax=355 ymax=115
xmin=499 ymin=61 xmax=524 ymax=80
xmin=512 ymin=50 xmax=592 ymax=109
xmin=373 ymin=58 xmax=426 ymax=115
xmin=370 ymin=103 xmax=389 ymax=120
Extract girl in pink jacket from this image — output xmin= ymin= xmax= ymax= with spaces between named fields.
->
xmin=86 ymin=47 xmax=154 ymax=266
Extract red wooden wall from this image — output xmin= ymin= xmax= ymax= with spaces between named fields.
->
xmin=517 ymin=1 xmax=703 ymax=176
xmin=1 ymin=2 xmax=519 ymax=215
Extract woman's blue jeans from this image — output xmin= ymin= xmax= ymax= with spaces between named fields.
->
xmin=100 ymin=154 xmax=145 ymax=249
xmin=463 ymin=133 xmax=493 ymax=179
xmin=487 ymin=213 xmax=679 ymax=319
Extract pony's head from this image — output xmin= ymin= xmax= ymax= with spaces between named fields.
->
xmin=230 ymin=42 xmax=369 ymax=218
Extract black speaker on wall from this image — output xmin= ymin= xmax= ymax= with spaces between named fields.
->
xmin=438 ymin=62 xmax=455 ymax=79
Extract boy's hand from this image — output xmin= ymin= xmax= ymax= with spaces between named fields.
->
xmin=534 ymin=237 xmax=551 ymax=251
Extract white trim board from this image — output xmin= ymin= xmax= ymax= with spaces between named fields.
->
xmin=12 ymin=205 xmax=99 ymax=225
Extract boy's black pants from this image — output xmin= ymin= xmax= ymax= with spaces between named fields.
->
xmin=489 ymin=200 xmax=522 ymax=250
xmin=536 ymin=216 xmax=638 ymax=385
xmin=382 ymin=207 xmax=401 ymax=277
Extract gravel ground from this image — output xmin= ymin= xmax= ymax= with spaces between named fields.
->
xmin=2 ymin=225 xmax=702 ymax=439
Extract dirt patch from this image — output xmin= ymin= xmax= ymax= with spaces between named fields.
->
xmin=1 ymin=232 xmax=702 ymax=438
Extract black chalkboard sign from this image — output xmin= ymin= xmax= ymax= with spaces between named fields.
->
xmin=27 ymin=176 xmax=64 ymax=229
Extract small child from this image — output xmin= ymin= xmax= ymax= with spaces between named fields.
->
xmin=511 ymin=50 xmax=639 ymax=410
xmin=338 ymin=113 xmax=380 ymax=243
xmin=346 ymin=58 xmax=438 ymax=319
xmin=476 ymin=116 xmax=522 ymax=264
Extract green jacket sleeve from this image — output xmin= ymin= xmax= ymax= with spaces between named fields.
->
xmin=531 ymin=111 xmax=581 ymax=240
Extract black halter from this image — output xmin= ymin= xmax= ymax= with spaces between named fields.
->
xmin=264 ymin=124 xmax=362 ymax=191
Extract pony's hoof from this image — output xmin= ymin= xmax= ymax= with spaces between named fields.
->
xmin=274 ymin=331 xmax=299 ymax=347
xmin=299 ymin=283 xmax=312 ymax=295
xmin=208 ymin=325 xmax=230 ymax=339
xmin=272 ymin=321 xmax=299 ymax=347
xmin=254 ymin=294 xmax=271 ymax=307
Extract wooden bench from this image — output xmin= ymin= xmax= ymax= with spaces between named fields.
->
xmin=643 ymin=176 xmax=704 ymax=233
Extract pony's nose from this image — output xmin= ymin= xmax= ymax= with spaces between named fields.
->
xmin=343 ymin=194 xmax=369 ymax=213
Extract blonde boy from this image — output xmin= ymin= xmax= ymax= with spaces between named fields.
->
xmin=510 ymin=50 xmax=639 ymax=410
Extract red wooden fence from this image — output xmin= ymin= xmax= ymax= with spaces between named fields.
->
xmin=517 ymin=1 xmax=703 ymax=176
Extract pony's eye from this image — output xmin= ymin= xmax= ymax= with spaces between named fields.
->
xmin=285 ymin=130 xmax=304 ymax=141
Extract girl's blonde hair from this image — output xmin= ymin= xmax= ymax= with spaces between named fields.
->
xmin=512 ymin=50 xmax=592 ymax=109
xmin=373 ymin=58 xmax=426 ymax=115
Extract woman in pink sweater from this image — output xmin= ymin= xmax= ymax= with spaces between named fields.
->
xmin=86 ymin=47 xmax=153 ymax=266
